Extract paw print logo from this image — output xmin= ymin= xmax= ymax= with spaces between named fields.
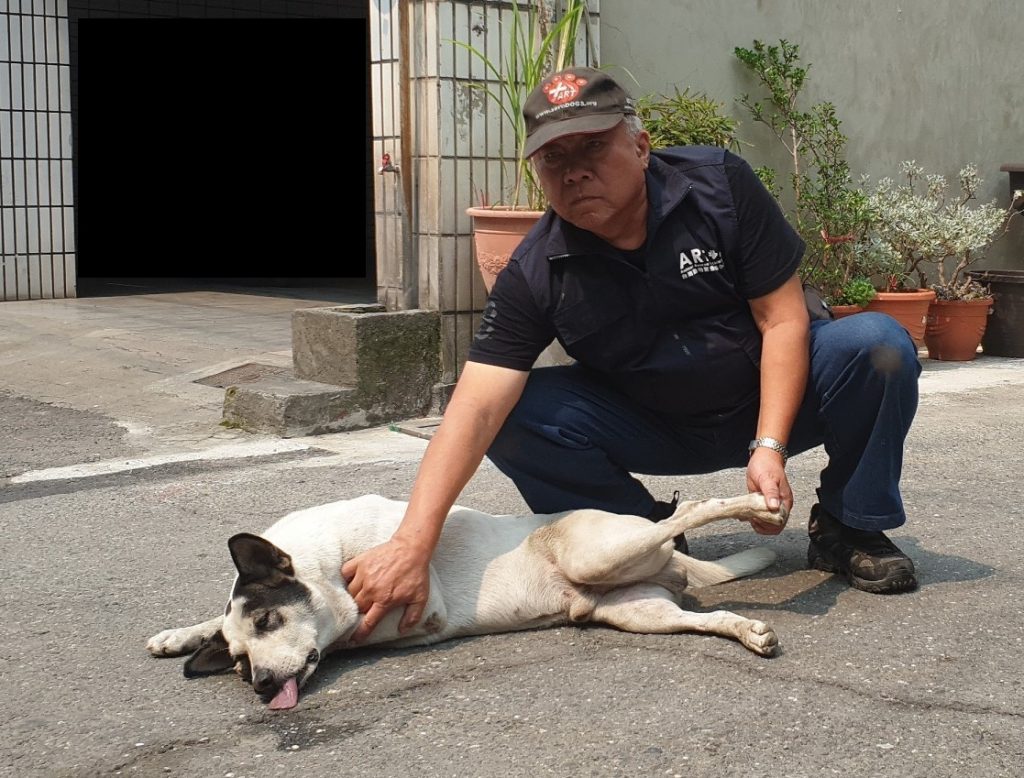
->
xmin=543 ymin=73 xmax=587 ymax=105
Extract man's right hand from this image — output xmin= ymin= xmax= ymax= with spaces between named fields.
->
xmin=341 ymin=536 xmax=432 ymax=644
xmin=338 ymin=363 xmax=528 ymax=645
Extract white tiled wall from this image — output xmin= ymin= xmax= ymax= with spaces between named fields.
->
xmin=0 ymin=0 xmax=75 ymax=300
xmin=369 ymin=0 xmax=407 ymax=310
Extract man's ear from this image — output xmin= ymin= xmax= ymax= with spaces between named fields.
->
xmin=228 ymin=533 xmax=295 ymax=586
xmin=183 ymin=631 xmax=234 ymax=677
xmin=636 ymin=129 xmax=651 ymax=166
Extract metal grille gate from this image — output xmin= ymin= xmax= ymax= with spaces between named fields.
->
xmin=0 ymin=0 xmax=74 ymax=301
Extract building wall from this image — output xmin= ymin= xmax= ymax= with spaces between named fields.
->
xmin=600 ymin=0 xmax=1024 ymax=268
xmin=0 ymin=0 xmax=75 ymax=301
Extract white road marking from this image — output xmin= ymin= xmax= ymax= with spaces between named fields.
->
xmin=10 ymin=439 xmax=312 ymax=483
xmin=291 ymin=427 xmax=429 ymax=464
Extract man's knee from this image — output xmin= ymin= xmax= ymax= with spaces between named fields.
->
xmin=859 ymin=313 xmax=919 ymax=377
xmin=814 ymin=313 xmax=920 ymax=380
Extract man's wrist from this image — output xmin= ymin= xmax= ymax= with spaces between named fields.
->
xmin=391 ymin=526 xmax=439 ymax=561
xmin=748 ymin=436 xmax=789 ymax=465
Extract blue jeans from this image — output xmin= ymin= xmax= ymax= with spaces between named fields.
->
xmin=487 ymin=313 xmax=921 ymax=532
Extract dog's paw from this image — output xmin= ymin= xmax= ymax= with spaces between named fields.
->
xmin=743 ymin=494 xmax=790 ymax=529
xmin=147 ymin=627 xmax=203 ymax=657
xmin=737 ymin=619 xmax=779 ymax=657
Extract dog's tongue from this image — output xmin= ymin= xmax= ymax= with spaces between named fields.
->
xmin=268 ymin=677 xmax=299 ymax=710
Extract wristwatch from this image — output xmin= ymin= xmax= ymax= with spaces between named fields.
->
xmin=748 ymin=436 xmax=789 ymax=465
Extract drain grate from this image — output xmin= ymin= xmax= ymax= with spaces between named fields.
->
xmin=194 ymin=362 xmax=292 ymax=388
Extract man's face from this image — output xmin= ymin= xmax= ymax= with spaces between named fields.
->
xmin=532 ymin=122 xmax=651 ymax=245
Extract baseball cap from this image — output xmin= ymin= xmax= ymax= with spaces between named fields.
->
xmin=523 ymin=66 xmax=636 ymax=158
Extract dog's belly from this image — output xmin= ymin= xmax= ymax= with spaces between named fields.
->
xmin=433 ymin=543 xmax=574 ymax=638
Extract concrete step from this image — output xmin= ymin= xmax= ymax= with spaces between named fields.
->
xmin=222 ymin=304 xmax=442 ymax=437
xmin=222 ymin=375 xmax=361 ymax=437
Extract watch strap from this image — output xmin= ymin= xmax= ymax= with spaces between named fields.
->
xmin=748 ymin=436 xmax=789 ymax=464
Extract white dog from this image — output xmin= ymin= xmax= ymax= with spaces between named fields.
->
xmin=147 ymin=493 xmax=787 ymax=710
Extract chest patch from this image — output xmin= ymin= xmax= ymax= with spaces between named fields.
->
xmin=679 ymin=248 xmax=725 ymax=280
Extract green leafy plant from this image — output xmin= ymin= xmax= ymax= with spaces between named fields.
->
xmin=830 ymin=277 xmax=876 ymax=307
xmin=635 ymin=87 xmax=740 ymax=151
xmin=734 ymin=39 xmax=875 ymax=304
xmin=453 ymin=0 xmax=588 ymax=210
xmin=865 ymin=162 xmax=1024 ymax=299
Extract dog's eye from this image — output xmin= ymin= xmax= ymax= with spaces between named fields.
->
xmin=254 ymin=611 xmax=281 ymax=632
xmin=306 ymin=649 xmax=319 ymax=664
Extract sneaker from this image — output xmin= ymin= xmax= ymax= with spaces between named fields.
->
xmin=807 ymin=504 xmax=917 ymax=594
xmin=648 ymin=490 xmax=688 ymax=555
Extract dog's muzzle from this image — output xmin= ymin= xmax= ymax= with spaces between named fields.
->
xmin=258 ymin=649 xmax=320 ymax=710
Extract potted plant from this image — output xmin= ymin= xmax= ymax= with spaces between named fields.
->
xmin=925 ymin=181 xmax=1023 ymax=360
xmin=866 ymin=162 xmax=1022 ymax=359
xmin=828 ymin=277 xmax=877 ymax=318
xmin=455 ymin=0 xmax=588 ymax=291
xmin=734 ymin=39 xmax=877 ymax=310
xmin=635 ymin=87 xmax=740 ymax=151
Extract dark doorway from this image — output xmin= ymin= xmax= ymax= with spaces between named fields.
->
xmin=69 ymin=1 xmax=373 ymax=294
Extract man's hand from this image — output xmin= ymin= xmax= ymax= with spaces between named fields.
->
xmin=341 ymin=536 xmax=432 ymax=644
xmin=745 ymin=447 xmax=793 ymax=535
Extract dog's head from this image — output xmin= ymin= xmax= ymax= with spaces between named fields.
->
xmin=183 ymin=533 xmax=333 ymax=710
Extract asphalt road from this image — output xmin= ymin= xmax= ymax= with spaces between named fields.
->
xmin=2 ymin=384 xmax=1023 ymax=777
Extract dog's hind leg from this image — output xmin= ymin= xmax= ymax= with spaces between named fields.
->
xmin=591 ymin=584 xmax=778 ymax=657
xmin=147 ymin=616 xmax=224 ymax=657
xmin=544 ymin=494 xmax=786 ymax=586
xmin=656 ymin=493 xmax=788 ymax=539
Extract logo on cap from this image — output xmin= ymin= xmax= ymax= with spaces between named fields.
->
xmin=542 ymin=73 xmax=588 ymax=105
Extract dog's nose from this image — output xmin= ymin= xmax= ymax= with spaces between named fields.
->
xmin=252 ymin=668 xmax=275 ymax=694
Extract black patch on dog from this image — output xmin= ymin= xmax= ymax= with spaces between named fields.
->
xmin=228 ymin=533 xmax=296 ymax=586
xmin=184 ymin=631 xmax=233 ymax=677
xmin=231 ymin=578 xmax=314 ymax=629
xmin=224 ymin=533 xmax=314 ymax=636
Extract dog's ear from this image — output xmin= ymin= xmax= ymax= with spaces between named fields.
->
xmin=183 ymin=631 xmax=234 ymax=677
xmin=228 ymin=533 xmax=295 ymax=586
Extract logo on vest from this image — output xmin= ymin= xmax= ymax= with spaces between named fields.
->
xmin=679 ymin=248 xmax=725 ymax=280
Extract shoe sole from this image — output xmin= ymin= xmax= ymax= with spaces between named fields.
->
xmin=808 ymin=547 xmax=918 ymax=595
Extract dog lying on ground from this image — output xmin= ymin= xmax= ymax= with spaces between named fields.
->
xmin=147 ymin=493 xmax=787 ymax=710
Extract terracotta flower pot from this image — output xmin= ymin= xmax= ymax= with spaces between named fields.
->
xmin=864 ymin=289 xmax=937 ymax=347
xmin=466 ymin=206 xmax=545 ymax=292
xmin=924 ymin=297 xmax=994 ymax=361
xmin=829 ymin=304 xmax=866 ymax=319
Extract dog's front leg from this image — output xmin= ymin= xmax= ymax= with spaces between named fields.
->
xmin=147 ymin=616 xmax=224 ymax=657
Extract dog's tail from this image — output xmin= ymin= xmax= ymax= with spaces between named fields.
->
xmin=682 ymin=547 xmax=777 ymax=588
